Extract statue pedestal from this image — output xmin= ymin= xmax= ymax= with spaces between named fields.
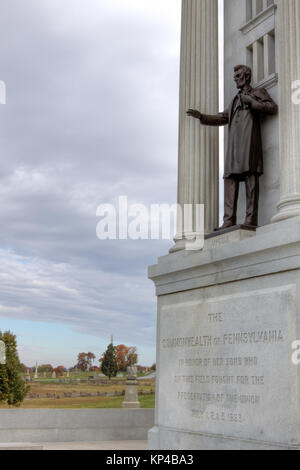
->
xmin=122 ymin=378 xmax=140 ymax=409
xmin=149 ymin=217 xmax=300 ymax=450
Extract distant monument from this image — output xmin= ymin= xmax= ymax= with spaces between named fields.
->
xmin=34 ymin=363 xmax=38 ymax=379
xmin=26 ymin=370 xmax=31 ymax=382
xmin=122 ymin=366 xmax=140 ymax=409
xmin=52 ymin=371 xmax=56 ymax=379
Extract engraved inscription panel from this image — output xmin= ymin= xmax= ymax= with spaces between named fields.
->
xmin=158 ymin=287 xmax=295 ymax=443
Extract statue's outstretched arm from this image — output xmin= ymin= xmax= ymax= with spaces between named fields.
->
xmin=187 ymin=109 xmax=229 ymax=126
xmin=200 ymin=110 xmax=229 ymax=126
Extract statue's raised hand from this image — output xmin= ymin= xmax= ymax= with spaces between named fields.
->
xmin=186 ymin=109 xmax=203 ymax=120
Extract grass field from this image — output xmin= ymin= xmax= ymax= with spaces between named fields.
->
xmin=0 ymin=377 xmax=155 ymax=409
xmin=0 ymin=394 xmax=155 ymax=409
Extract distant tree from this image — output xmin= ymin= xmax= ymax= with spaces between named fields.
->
xmin=137 ymin=365 xmax=148 ymax=373
xmin=87 ymin=352 xmax=96 ymax=370
xmin=100 ymin=343 xmax=118 ymax=380
xmin=38 ymin=364 xmax=53 ymax=374
xmin=114 ymin=345 xmax=129 ymax=371
xmin=76 ymin=353 xmax=89 ymax=371
xmin=19 ymin=363 xmax=27 ymax=374
xmin=53 ymin=366 xmax=66 ymax=377
xmin=151 ymin=364 xmax=156 ymax=371
xmin=76 ymin=352 xmax=95 ymax=371
xmin=114 ymin=345 xmax=138 ymax=372
xmin=127 ymin=347 xmax=138 ymax=367
xmin=0 ymin=331 xmax=29 ymax=406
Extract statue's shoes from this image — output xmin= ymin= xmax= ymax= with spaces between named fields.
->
xmin=242 ymin=221 xmax=258 ymax=229
xmin=213 ymin=223 xmax=258 ymax=233
xmin=213 ymin=224 xmax=236 ymax=232
xmin=242 ymin=225 xmax=258 ymax=230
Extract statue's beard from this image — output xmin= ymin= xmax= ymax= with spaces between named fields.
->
xmin=236 ymin=81 xmax=248 ymax=90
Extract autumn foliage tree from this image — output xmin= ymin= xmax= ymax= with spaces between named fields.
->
xmin=53 ymin=366 xmax=66 ymax=377
xmin=114 ymin=345 xmax=138 ymax=372
xmin=0 ymin=331 xmax=29 ymax=406
xmin=76 ymin=352 xmax=96 ymax=371
xmin=87 ymin=352 xmax=96 ymax=369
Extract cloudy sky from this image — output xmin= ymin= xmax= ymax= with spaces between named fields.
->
xmin=0 ymin=0 xmax=223 ymax=368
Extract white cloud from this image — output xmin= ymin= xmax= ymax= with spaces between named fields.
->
xmin=0 ymin=248 xmax=156 ymax=346
xmin=0 ymin=0 xmax=182 ymax=364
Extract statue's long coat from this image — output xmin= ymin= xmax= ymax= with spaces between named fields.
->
xmin=201 ymin=87 xmax=278 ymax=179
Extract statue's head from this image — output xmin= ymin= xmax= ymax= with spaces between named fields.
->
xmin=234 ymin=65 xmax=252 ymax=89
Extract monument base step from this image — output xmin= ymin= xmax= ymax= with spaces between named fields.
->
xmin=122 ymin=402 xmax=141 ymax=409
xmin=148 ymin=427 xmax=300 ymax=451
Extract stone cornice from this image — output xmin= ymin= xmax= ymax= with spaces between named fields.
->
xmin=240 ymin=4 xmax=277 ymax=36
xmin=149 ymin=218 xmax=300 ymax=296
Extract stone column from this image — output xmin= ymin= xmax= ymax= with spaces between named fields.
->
xmin=272 ymin=0 xmax=300 ymax=223
xmin=171 ymin=0 xmax=219 ymax=252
